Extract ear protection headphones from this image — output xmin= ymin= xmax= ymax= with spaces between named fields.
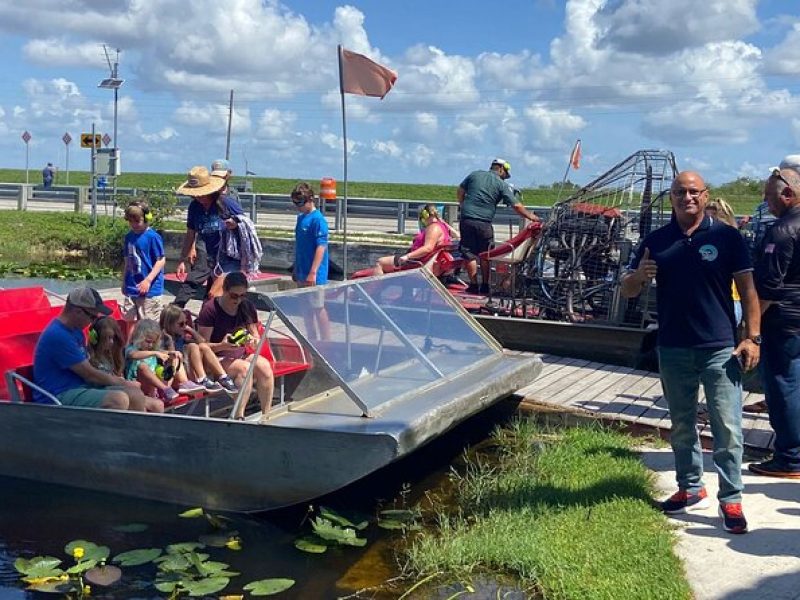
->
xmin=128 ymin=201 xmax=153 ymax=223
xmin=88 ymin=319 xmax=102 ymax=346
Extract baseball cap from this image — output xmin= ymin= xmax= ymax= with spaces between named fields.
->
xmin=67 ymin=287 xmax=111 ymax=316
xmin=491 ymin=158 xmax=511 ymax=174
xmin=211 ymin=158 xmax=231 ymax=178
xmin=770 ymin=154 xmax=800 ymax=178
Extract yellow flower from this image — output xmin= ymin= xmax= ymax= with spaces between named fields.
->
xmin=72 ymin=547 xmax=85 ymax=560
xmin=83 ymin=584 xmax=91 ymax=595
xmin=225 ymin=537 xmax=242 ymax=550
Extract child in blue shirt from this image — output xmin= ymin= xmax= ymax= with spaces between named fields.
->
xmin=122 ymin=201 xmax=166 ymax=321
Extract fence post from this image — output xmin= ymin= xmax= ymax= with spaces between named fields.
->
xmin=249 ymin=193 xmax=258 ymax=224
xmin=76 ymin=186 xmax=88 ymax=213
xmin=17 ymin=184 xmax=31 ymax=211
xmin=397 ymin=201 xmax=407 ymax=234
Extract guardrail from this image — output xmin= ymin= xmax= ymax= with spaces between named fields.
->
xmin=0 ymin=182 xmax=552 ymax=234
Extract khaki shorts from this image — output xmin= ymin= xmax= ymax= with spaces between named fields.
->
xmin=123 ymin=296 xmax=164 ymax=321
xmin=57 ymin=384 xmax=128 ymax=408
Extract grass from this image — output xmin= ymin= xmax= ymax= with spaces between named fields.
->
xmin=402 ymin=422 xmax=690 ymax=600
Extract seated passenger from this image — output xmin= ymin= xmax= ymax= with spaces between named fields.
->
xmin=159 ymin=304 xmax=238 ymax=394
xmin=125 ymin=318 xmax=190 ymax=402
xmin=196 ymin=271 xmax=275 ymax=420
xmin=374 ymin=204 xmax=454 ymax=275
xmin=87 ymin=317 xmax=126 ymax=376
xmin=32 ymin=287 xmax=163 ymax=412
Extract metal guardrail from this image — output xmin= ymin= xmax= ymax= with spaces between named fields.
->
xmin=0 ymin=182 xmax=552 ymax=234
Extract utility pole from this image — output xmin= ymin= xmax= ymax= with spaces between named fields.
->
xmin=99 ymin=45 xmax=124 ymax=217
xmin=225 ymin=89 xmax=234 ymax=161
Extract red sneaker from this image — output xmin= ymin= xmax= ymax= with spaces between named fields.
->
xmin=660 ymin=488 xmax=709 ymax=514
xmin=719 ymin=503 xmax=748 ymax=534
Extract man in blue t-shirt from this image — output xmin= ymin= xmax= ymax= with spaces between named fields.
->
xmin=32 ymin=287 xmax=163 ymax=412
xmin=291 ymin=182 xmax=330 ymax=340
xmin=42 ymin=163 xmax=55 ymax=187
xmin=173 ymin=166 xmax=244 ymax=307
xmin=621 ymin=171 xmax=761 ymax=534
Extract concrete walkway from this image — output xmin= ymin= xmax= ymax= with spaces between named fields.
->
xmin=643 ymin=448 xmax=800 ymax=599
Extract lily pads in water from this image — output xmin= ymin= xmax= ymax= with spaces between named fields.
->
xmin=294 ymin=537 xmax=328 ymax=554
xmin=243 ymin=578 xmax=296 ymax=596
xmin=182 ymin=576 xmax=231 ymax=597
xmin=112 ymin=548 xmax=163 ymax=567
xmin=178 ymin=507 xmax=205 ymax=518
xmin=319 ymin=506 xmax=369 ymax=530
xmin=311 ymin=517 xmax=367 ymax=547
xmin=64 ymin=540 xmax=110 ymax=563
xmin=85 ymin=565 xmax=122 ymax=586
xmin=14 ymin=556 xmax=63 ymax=578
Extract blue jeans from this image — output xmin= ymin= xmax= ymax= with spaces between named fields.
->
xmin=760 ymin=329 xmax=800 ymax=469
xmin=658 ymin=346 xmax=743 ymax=503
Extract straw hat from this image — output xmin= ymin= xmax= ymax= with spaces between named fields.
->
xmin=177 ymin=166 xmax=225 ymax=197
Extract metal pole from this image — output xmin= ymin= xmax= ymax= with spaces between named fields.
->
xmin=65 ymin=141 xmax=70 ymax=185
xmin=337 ymin=45 xmax=349 ymax=276
xmin=25 ymin=142 xmax=29 ymax=184
xmin=112 ymin=53 xmax=119 ymax=219
xmin=91 ymin=123 xmax=97 ymax=227
xmin=225 ymin=89 xmax=233 ymax=161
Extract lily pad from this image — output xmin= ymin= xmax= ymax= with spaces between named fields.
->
xmin=244 ymin=578 xmax=296 ymax=596
xmin=178 ymin=507 xmax=205 ymax=518
xmin=64 ymin=540 xmax=110 ymax=563
xmin=14 ymin=556 xmax=62 ymax=575
xmin=319 ymin=506 xmax=369 ymax=530
xmin=112 ymin=523 xmax=149 ymax=533
xmin=66 ymin=559 xmax=98 ymax=574
xmin=311 ymin=518 xmax=367 ymax=547
xmin=183 ymin=576 xmax=230 ymax=597
xmin=294 ymin=537 xmax=328 ymax=554
xmin=166 ymin=541 xmax=205 ymax=554
xmin=198 ymin=533 xmax=230 ymax=548
xmin=377 ymin=519 xmax=406 ymax=530
xmin=113 ymin=548 xmax=163 ymax=567
xmin=85 ymin=565 xmax=122 ymax=587
xmin=26 ymin=580 xmax=75 ymax=594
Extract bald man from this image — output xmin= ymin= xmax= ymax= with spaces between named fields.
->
xmin=751 ymin=163 xmax=800 ymax=479
xmin=622 ymin=171 xmax=760 ymax=534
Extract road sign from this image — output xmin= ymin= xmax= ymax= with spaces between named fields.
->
xmin=63 ymin=132 xmax=72 ymax=145
xmin=21 ymin=131 xmax=31 ymax=144
xmin=102 ymin=133 xmax=111 ymax=147
xmin=81 ymin=133 xmax=101 ymax=148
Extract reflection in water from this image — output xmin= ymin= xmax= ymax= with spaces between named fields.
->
xmin=0 ymin=400 xmax=521 ymax=599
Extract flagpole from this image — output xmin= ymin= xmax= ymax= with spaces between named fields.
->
xmin=337 ymin=44 xmax=349 ymax=277
xmin=556 ymin=138 xmax=580 ymax=203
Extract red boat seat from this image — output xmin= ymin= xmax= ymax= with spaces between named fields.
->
xmin=0 ymin=333 xmax=42 ymax=401
xmin=0 ymin=287 xmax=51 ymax=312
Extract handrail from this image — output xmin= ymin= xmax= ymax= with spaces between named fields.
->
xmin=5 ymin=371 xmax=62 ymax=405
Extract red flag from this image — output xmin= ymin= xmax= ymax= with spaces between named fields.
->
xmin=570 ymin=139 xmax=582 ymax=170
xmin=339 ymin=48 xmax=397 ymax=99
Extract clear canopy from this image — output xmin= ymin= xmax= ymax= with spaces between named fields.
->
xmin=266 ymin=270 xmax=500 ymax=411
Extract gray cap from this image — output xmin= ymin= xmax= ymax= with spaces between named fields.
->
xmin=67 ymin=287 xmax=111 ymax=316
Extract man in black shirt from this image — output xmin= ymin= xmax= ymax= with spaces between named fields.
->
xmin=751 ymin=162 xmax=800 ymax=478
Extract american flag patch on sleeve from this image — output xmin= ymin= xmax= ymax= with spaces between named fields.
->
xmin=765 ymin=243 xmax=775 ymax=254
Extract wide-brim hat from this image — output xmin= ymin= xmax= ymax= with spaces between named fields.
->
xmin=177 ymin=166 xmax=226 ymax=197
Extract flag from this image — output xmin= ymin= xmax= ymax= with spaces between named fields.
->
xmin=339 ymin=48 xmax=397 ymax=99
xmin=570 ymin=139 xmax=582 ymax=170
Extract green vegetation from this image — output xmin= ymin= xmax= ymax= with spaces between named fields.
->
xmin=0 ymin=211 xmax=127 ymax=261
xmin=403 ymin=422 xmax=690 ymax=600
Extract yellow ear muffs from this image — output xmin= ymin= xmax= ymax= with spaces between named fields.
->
xmin=88 ymin=324 xmax=99 ymax=346
xmin=143 ymin=207 xmax=153 ymax=223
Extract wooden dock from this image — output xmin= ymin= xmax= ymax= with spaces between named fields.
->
xmin=516 ymin=354 xmax=774 ymax=452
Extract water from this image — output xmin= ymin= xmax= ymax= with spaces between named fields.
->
xmin=0 ymin=398 xmax=521 ymax=599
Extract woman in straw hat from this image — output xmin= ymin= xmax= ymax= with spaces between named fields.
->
xmin=173 ymin=166 xmax=246 ymax=306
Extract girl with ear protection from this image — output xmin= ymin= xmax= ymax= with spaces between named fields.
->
xmin=373 ymin=203 xmax=455 ymax=275
xmin=87 ymin=317 xmax=126 ymax=377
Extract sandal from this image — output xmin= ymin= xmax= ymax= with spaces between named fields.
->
xmin=743 ymin=400 xmax=768 ymax=414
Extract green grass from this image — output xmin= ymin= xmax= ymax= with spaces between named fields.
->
xmin=403 ymin=422 xmax=690 ymax=600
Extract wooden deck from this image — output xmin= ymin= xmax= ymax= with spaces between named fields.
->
xmin=516 ymin=354 xmax=774 ymax=452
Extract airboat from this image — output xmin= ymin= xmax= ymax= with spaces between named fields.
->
xmin=0 ymin=271 xmax=541 ymax=512
xmin=458 ymin=149 xmax=678 ymax=367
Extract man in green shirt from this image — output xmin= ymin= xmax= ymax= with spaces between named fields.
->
xmin=457 ymin=158 xmax=539 ymax=294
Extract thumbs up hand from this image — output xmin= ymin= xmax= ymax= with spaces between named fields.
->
xmin=636 ymin=247 xmax=658 ymax=284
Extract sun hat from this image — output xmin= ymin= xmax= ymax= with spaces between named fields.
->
xmin=491 ymin=158 xmax=511 ymax=174
xmin=67 ymin=287 xmax=111 ymax=316
xmin=770 ymin=154 xmax=800 ymax=178
xmin=176 ymin=166 xmax=226 ymax=197
xmin=210 ymin=158 xmax=231 ymax=178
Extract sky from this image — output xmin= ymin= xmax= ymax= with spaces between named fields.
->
xmin=0 ymin=0 xmax=798 ymax=188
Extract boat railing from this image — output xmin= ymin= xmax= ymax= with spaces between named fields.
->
xmin=5 ymin=367 xmax=61 ymax=405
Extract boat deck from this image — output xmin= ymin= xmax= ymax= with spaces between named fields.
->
xmin=515 ymin=354 xmax=774 ymax=453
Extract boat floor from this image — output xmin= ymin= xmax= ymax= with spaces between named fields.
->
xmin=515 ymin=353 xmax=774 ymax=453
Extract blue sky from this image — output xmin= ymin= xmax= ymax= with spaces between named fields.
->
xmin=0 ymin=0 xmax=798 ymax=188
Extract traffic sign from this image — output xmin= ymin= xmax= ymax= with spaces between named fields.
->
xmin=81 ymin=133 xmax=101 ymax=148
xmin=21 ymin=131 xmax=31 ymax=144
xmin=102 ymin=133 xmax=111 ymax=147
xmin=62 ymin=132 xmax=72 ymax=145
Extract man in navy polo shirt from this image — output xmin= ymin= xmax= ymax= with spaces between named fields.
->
xmin=621 ymin=171 xmax=761 ymax=534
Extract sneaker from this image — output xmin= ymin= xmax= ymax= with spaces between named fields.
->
xmin=478 ymin=283 xmax=490 ymax=294
xmin=197 ymin=377 xmax=222 ymax=392
xmin=217 ymin=376 xmax=239 ymax=395
xmin=748 ymin=458 xmax=800 ymax=479
xmin=178 ymin=380 xmax=205 ymax=395
xmin=465 ymin=283 xmax=480 ymax=294
xmin=660 ymin=488 xmax=710 ymax=514
xmin=161 ymin=387 xmax=180 ymax=403
xmin=719 ymin=502 xmax=748 ymax=534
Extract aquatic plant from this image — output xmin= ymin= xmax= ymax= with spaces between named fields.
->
xmin=294 ymin=505 xmax=368 ymax=554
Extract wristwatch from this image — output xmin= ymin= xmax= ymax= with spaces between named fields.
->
xmin=749 ymin=335 xmax=762 ymax=345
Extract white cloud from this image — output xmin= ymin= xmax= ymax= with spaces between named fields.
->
xmin=173 ymin=101 xmax=250 ymax=135
xmin=372 ymin=140 xmax=402 ymax=158
xmin=524 ymin=103 xmax=585 ymax=148
xmin=763 ymin=23 xmax=800 ymax=75
xmin=141 ymin=127 xmax=178 ymax=144
xmin=22 ymin=38 xmax=108 ymax=69
xmin=256 ymin=109 xmax=297 ymax=139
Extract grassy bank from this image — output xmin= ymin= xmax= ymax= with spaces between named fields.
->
xmin=403 ymin=422 xmax=690 ymax=600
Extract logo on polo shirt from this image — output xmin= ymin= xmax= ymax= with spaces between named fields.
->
xmin=698 ymin=244 xmax=718 ymax=262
